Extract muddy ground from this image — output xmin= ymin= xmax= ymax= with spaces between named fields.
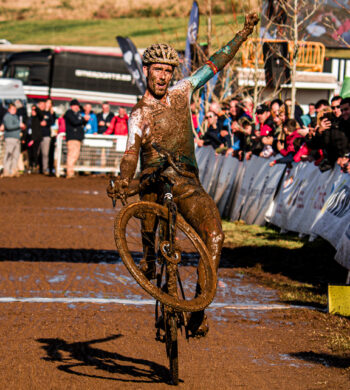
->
xmin=0 ymin=175 xmax=349 ymax=389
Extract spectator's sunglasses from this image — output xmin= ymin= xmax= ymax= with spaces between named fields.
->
xmin=332 ymin=105 xmax=341 ymax=110
xmin=205 ymin=115 xmax=214 ymax=119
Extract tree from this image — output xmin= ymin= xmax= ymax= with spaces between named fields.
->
xmin=262 ymin=0 xmax=324 ymax=118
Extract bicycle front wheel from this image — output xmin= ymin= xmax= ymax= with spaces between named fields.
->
xmin=115 ymin=201 xmax=216 ymax=312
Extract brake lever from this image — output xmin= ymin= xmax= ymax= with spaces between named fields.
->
xmin=110 ymin=179 xmax=116 ymax=208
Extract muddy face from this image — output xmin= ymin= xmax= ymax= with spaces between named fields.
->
xmin=143 ymin=64 xmax=173 ymax=98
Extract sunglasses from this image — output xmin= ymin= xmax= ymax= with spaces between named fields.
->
xmin=332 ymin=105 xmax=341 ymax=110
xmin=205 ymin=115 xmax=214 ymax=119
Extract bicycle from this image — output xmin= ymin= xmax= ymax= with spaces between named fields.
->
xmin=111 ymin=143 xmax=217 ymax=385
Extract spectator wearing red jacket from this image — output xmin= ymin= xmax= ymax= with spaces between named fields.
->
xmin=270 ymin=119 xmax=303 ymax=166
xmin=256 ymin=104 xmax=275 ymax=136
xmin=104 ymin=108 xmax=129 ymax=136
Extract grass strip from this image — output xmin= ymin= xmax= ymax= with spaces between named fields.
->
xmin=0 ymin=15 xmax=245 ymax=49
xmin=221 ymin=221 xmax=348 ymax=309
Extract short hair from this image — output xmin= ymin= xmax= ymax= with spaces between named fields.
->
xmin=315 ymin=99 xmax=329 ymax=109
xmin=271 ymin=98 xmax=283 ymax=106
xmin=341 ymin=97 xmax=350 ymax=106
xmin=331 ymin=95 xmax=342 ymax=103
xmin=284 ymin=118 xmax=298 ymax=133
xmin=7 ymin=103 xmax=15 ymax=109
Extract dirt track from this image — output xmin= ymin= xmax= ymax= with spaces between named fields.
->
xmin=0 ymin=175 xmax=349 ymax=389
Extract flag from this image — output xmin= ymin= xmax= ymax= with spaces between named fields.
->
xmin=182 ymin=1 xmax=199 ymax=77
xmin=116 ymin=36 xmax=146 ymax=94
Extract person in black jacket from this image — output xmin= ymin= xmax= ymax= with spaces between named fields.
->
xmin=27 ymin=105 xmax=43 ymax=172
xmin=307 ymin=99 xmax=350 ymax=172
xmin=196 ymin=111 xmax=232 ymax=152
xmin=63 ymin=99 xmax=88 ymax=178
xmin=36 ymin=100 xmax=55 ymax=175
xmin=97 ymin=102 xmax=114 ymax=134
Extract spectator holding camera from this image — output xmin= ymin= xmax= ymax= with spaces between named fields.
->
xmin=335 ymin=97 xmax=350 ymax=173
xmin=306 ymin=97 xmax=350 ymax=172
xmin=82 ymin=103 xmax=98 ymax=135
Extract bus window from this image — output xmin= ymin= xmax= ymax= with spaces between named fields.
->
xmin=13 ymin=66 xmax=30 ymax=83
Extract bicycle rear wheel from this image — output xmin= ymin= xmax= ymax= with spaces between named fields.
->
xmin=115 ymin=201 xmax=216 ymax=312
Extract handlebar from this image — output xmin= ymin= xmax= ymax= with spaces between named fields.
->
xmin=151 ymin=143 xmax=196 ymax=179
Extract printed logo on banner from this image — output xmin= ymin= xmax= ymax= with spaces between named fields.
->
xmin=283 ymin=170 xmax=293 ymax=188
xmin=326 ymin=185 xmax=350 ymax=218
xmin=239 ymin=175 xmax=254 ymax=197
xmin=257 ymin=175 xmax=272 ymax=209
xmin=287 ymin=179 xmax=305 ymax=208
xmin=276 ymin=201 xmax=283 ymax=215
xmin=312 ymin=185 xmax=327 ymax=210
xmin=260 ymin=175 xmax=269 ymax=195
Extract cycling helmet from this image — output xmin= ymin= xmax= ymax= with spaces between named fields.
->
xmin=142 ymin=43 xmax=179 ymax=67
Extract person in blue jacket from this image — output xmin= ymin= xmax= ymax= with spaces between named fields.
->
xmin=82 ymin=103 xmax=98 ymax=135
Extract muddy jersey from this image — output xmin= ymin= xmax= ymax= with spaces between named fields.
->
xmin=123 ymin=63 xmax=225 ymax=178
xmin=119 ymin=14 xmax=258 ymax=183
xmin=127 ymin=79 xmax=197 ymax=171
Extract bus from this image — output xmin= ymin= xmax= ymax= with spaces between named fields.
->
xmin=1 ymin=44 xmax=142 ymax=108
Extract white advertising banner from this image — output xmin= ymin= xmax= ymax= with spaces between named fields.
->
xmin=240 ymin=157 xmax=272 ymax=224
xmin=311 ymin=173 xmax=350 ymax=248
xmin=229 ymin=155 xmax=266 ymax=221
xmin=196 ymin=146 xmax=212 ymax=184
xmin=208 ymin=155 xmax=225 ymax=198
xmin=296 ymin=167 xmax=340 ymax=235
xmin=195 ymin=145 xmax=209 ymax=168
xmin=250 ymin=159 xmax=286 ymax=226
xmin=199 ymin=148 xmax=218 ymax=191
xmin=269 ymin=164 xmax=299 ymax=230
xmin=335 ymin=224 xmax=350 ymax=270
xmin=280 ymin=162 xmax=320 ymax=233
xmin=214 ymin=156 xmax=241 ymax=216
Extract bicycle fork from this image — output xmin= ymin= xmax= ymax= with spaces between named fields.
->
xmin=162 ymin=184 xmax=188 ymax=333
xmin=164 ymin=184 xmax=178 ymax=298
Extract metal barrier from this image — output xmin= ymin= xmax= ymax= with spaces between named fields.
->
xmin=56 ymin=133 xmax=129 ymax=177
xmin=241 ymin=38 xmax=325 ymax=72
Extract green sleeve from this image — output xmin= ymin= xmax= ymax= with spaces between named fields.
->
xmin=188 ymin=13 xmax=259 ymax=92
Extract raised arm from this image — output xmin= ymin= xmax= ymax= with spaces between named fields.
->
xmin=189 ymin=12 xmax=259 ymax=91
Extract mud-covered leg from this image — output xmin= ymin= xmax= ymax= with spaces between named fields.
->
xmin=176 ymin=186 xmax=224 ymax=336
xmin=139 ymin=191 xmax=158 ymax=279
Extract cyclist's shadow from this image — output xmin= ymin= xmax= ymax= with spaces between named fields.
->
xmin=37 ymin=335 xmax=170 ymax=383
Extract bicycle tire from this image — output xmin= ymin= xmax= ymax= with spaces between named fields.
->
xmin=165 ymin=311 xmax=178 ymax=385
xmin=115 ymin=201 xmax=216 ymax=312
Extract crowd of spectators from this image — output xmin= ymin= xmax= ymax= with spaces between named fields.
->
xmin=1 ymin=94 xmax=350 ymax=178
xmin=193 ymin=95 xmax=350 ymax=173
xmin=0 ymin=99 xmax=129 ymax=178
